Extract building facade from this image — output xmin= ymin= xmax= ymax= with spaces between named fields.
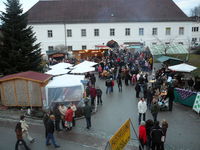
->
xmin=27 ymin=0 xmax=193 ymax=54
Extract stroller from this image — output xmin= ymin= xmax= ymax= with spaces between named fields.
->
xmin=158 ymin=95 xmax=169 ymax=111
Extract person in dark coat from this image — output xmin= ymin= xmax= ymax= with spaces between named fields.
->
xmin=150 ymin=121 xmax=163 ymax=150
xmin=96 ymin=87 xmax=103 ymax=105
xmin=15 ymin=122 xmax=30 ymax=150
xmin=90 ymin=74 xmax=96 ymax=86
xmin=146 ymin=119 xmax=154 ymax=150
xmin=117 ymin=74 xmax=122 ymax=92
xmin=143 ymin=83 xmax=148 ymax=99
xmin=187 ymin=78 xmax=194 ymax=90
xmin=83 ymin=101 xmax=92 ymax=129
xmin=53 ymin=104 xmax=62 ymax=131
xmin=46 ymin=115 xmax=60 ymax=148
xmin=147 ymin=87 xmax=153 ymax=109
xmin=151 ymin=98 xmax=159 ymax=122
xmin=135 ymin=83 xmax=141 ymax=98
xmin=166 ymin=86 xmax=174 ymax=111
xmin=43 ymin=110 xmax=50 ymax=138
xmin=161 ymin=120 xmax=168 ymax=150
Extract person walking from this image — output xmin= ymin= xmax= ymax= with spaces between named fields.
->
xmin=15 ymin=122 xmax=30 ymax=150
xmin=46 ymin=115 xmax=60 ymax=148
xmin=161 ymin=120 xmax=168 ymax=150
xmin=146 ymin=119 xmax=154 ymax=150
xmin=105 ymin=78 xmax=112 ymax=94
xmin=83 ymin=101 xmax=92 ymax=129
xmin=166 ymin=85 xmax=174 ymax=111
xmin=139 ymin=121 xmax=147 ymax=150
xmin=43 ymin=110 xmax=50 ymax=138
xmin=89 ymin=86 xmax=97 ymax=106
xmin=135 ymin=83 xmax=141 ymax=98
xmin=58 ymin=104 xmax=67 ymax=129
xmin=151 ymin=98 xmax=160 ymax=122
xmin=138 ymin=98 xmax=147 ymax=125
xmin=20 ymin=115 xmax=35 ymax=143
xmin=117 ymin=75 xmax=122 ymax=92
xmin=96 ymin=87 xmax=103 ymax=105
xmin=65 ymin=106 xmax=73 ymax=130
xmin=53 ymin=104 xmax=62 ymax=131
xmin=147 ymin=87 xmax=153 ymax=109
xmin=150 ymin=121 xmax=163 ymax=150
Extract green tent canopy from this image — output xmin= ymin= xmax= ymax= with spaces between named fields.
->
xmin=149 ymin=44 xmax=189 ymax=55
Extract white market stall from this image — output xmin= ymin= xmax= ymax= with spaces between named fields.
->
xmin=70 ymin=66 xmax=95 ymax=74
xmin=44 ymin=74 xmax=85 ymax=108
xmin=72 ymin=60 xmax=98 ymax=69
xmin=49 ymin=62 xmax=73 ymax=70
xmin=46 ymin=68 xmax=70 ymax=76
xmin=168 ymin=63 xmax=197 ymax=72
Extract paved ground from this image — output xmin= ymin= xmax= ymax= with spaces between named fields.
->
xmin=0 ymin=71 xmax=200 ymax=150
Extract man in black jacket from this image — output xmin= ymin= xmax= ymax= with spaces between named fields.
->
xmin=46 ymin=115 xmax=60 ymax=148
xmin=150 ymin=121 xmax=163 ymax=150
xmin=83 ymin=101 xmax=92 ymax=129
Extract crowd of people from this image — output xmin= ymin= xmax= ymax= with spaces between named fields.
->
xmin=15 ymin=46 xmax=199 ymax=150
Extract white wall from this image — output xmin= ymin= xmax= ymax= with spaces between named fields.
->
xmin=30 ymin=21 xmax=193 ymax=54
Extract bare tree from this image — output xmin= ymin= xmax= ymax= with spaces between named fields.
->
xmin=54 ymin=44 xmax=68 ymax=51
xmin=190 ymin=4 xmax=200 ymax=17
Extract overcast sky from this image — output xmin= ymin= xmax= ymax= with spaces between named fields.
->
xmin=0 ymin=0 xmax=200 ymax=16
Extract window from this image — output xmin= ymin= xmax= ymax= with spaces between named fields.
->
xmin=178 ymin=42 xmax=183 ymax=45
xmin=139 ymin=28 xmax=144 ymax=35
xmin=166 ymin=27 xmax=171 ymax=35
xmin=110 ymin=28 xmax=115 ymax=36
xmin=125 ymin=28 xmax=130 ymax=36
xmin=81 ymin=29 xmax=86 ymax=37
xmin=165 ymin=42 xmax=170 ymax=45
xmin=152 ymin=28 xmax=157 ymax=35
xmin=192 ymin=27 xmax=199 ymax=32
xmin=152 ymin=42 xmax=157 ymax=45
xmin=47 ymin=30 xmax=53 ymax=38
xmin=82 ymin=45 xmax=87 ymax=50
xmin=179 ymin=27 xmax=184 ymax=35
xmin=67 ymin=29 xmax=72 ymax=37
xmin=94 ymin=29 xmax=99 ymax=36
xmin=67 ymin=46 xmax=73 ymax=51
xmin=48 ymin=46 xmax=54 ymax=50
xmin=192 ymin=38 xmax=197 ymax=42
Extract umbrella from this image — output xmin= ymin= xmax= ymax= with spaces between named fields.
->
xmin=168 ymin=63 xmax=197 ymax=72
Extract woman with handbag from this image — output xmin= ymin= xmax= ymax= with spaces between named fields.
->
xmin=161 ymin=120 xmax=168 ymax=150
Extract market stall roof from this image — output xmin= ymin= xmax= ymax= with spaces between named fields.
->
xmin=72 ymin=61 xmax=98 ymax=68
xmin=46 ymin=74 xmax=84 ymax=88
xmin=0 ymin=71 xmax=52 ymax=83
xmin=45 ymin=68 xmax=70 ymax=76
xmin=149 ymin=44 xmax=188 ymax=55
xmin=157 ymin=56 xmax=183 ymax=63
xmin=168 ymin=63 xmax=197 ymax=72
xmin=49 ymin=62 xmax=73 ymax=70
xmin=70 ymin=66 xmax=95 ymax=74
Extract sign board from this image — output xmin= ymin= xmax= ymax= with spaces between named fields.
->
xmin=193 ymin=93 xmax=200 ymax=113
xmin=109 ymin=119 xmax=131 ymax=150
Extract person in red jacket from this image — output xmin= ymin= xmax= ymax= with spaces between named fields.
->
xmin=89 ymin=86 xmax=97 ymax=106
xmin=65 ymin=106 xmax=73 ymax=130
xmin=139 ymin=121 xmax=147 ymax=150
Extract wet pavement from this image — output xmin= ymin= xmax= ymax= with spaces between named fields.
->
xmin=0 ymin=73 xmax=200 ymax=150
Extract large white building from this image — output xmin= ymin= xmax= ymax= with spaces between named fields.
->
xmin=27 ymin=0 xmax=196 ymax=54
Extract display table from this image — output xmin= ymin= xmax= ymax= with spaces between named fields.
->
xmin=174 ymin=88 xmax=197 ymax=107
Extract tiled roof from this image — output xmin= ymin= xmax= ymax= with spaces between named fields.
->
xmin=0 ymin=71 xmax=52 ymax=83
xmin=27 ymin=0 xmax=190 ymax=24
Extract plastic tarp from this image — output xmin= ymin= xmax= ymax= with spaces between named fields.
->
xmin=72 ymin=61 xmax=98 ymax=69
xmin=149 ymin=44 xmax=188 ymax=55
xmin=70 ymin=66 xmax=95 ymax=73
xmin=49 ymin=62 xmax=73 ymax=69
xmin=168 ymin=63 xmax=197 ymax=72
xmin=44 ymin=74 xmax=84 ymax=107
xmin=45 ymin=68 xmax=70 ymax=76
